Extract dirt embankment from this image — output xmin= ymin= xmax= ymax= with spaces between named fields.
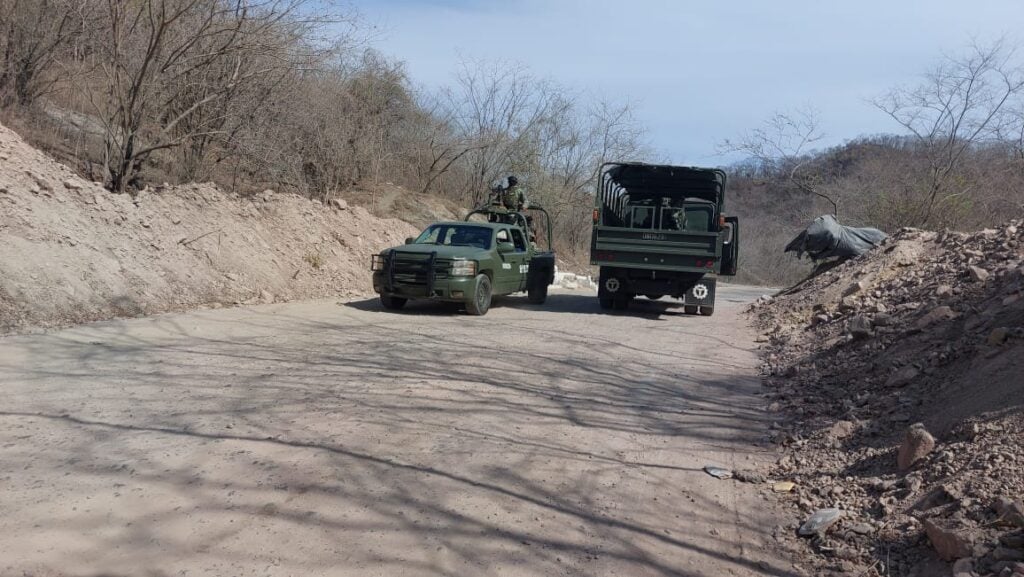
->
xmin=0 ymin=122 xmax=417 ymax=333
xmin=751 ymin=222 xmax=1024 ymax=576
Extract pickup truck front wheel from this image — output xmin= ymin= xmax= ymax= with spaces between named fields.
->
xmin=466 ymin=274 xmax=492 ymax=316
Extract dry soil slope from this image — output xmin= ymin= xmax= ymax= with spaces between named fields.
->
xmin=751 ymin=223 xmax=1024 ymax=576
xmin=0 ymin=121 xmax=417 ymax=333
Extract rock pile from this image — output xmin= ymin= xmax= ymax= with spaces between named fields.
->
xmin=750 ymin=221 xmax=1024 ymax=576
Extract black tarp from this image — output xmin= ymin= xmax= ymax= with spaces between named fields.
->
xmin=784 ymin=215 xmax=887 ymax=260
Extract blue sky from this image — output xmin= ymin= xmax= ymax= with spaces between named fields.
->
xmin=355 ymin=0 xmax=1022 ymax=164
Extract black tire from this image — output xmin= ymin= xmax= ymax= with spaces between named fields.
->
xmin=612 ymin=294 xmax=631 ymax=310
xmin=645 ymin=294 xmax=665 ymax=300
xmin=527 ymin=274 xmax=549 ymax=304
xmin=700 ymin=306 xmax=715 ymax=317
xmin=598 ymin=296 xmax=614 ymax=310
xmin=380 ymin=294 xmax=407 ymax=310
xmin=466 ymin=274 xmax=492 ymax=316
xmin=683 ymin=304 xmax=698 ymax=315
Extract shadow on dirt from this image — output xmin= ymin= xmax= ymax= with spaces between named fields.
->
xmin=0 ymin=302 xmax=795 ymax=577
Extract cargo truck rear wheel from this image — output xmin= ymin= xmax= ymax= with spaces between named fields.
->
xmin=612 ymin=294 xmax=631 ymax=310
xmin=598 ymin=296 xmax=614 ymax=309
xmin=380 ymin=295 xmax=407 ymax=310
xmin=700 ymin=306 xmax=715 ymax=316
xmin=683 ymin=305 xmax=698 ymax=315
xmin=466 ymin=274 xmax=492 ymax=316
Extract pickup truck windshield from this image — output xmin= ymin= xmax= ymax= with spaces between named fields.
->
xmin=414 ymin=224 xmax=492 ymax=250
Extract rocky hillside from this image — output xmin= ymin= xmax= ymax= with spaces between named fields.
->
xmin=751 ymin=222 xmax=1024 ymax=576
xmin=0 ymin=121 xmax=417 ymax=333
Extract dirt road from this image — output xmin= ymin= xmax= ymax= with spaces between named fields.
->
xmin=0 ymin=286 xmax=794 ymax=577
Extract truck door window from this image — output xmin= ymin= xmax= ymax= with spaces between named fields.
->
xmin=496 ymin=229 xmax=510 ymax=243
xmin=510 ymin=229 xmax=527 ymax=252
xmin=631 ymin=206 xmax=654 ymax=229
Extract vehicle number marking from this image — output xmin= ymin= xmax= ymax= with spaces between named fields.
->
xmin=519 ymin=265 xmax=529 ymax=274
xmin=502 ymin=263 xmax=512 ymax=269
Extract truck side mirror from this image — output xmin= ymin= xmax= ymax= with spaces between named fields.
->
xmin=497 ymin=242 xmax=515 ymax=254
xmin=404 ymin=237 xmax=414 ymax=245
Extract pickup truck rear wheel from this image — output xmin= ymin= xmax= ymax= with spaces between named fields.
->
xmin=466 ymin=274 xmax=492 ymax=316
xmin=380 ymin=295 xmax=407 ymax=310
xmin=527 ymin=274 xmax=548 ymax=304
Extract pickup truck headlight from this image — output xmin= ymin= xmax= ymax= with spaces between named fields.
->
xmin=450 ymin=259 xmax=477 ymax=277
xmin=371 ymin=254 xmax=387 ymax=271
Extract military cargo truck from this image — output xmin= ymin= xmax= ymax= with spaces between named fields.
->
xmin=590 ymin=163 xmax=739 ymax=315
xmin=372 ymin=205 xmax=555 ymax=316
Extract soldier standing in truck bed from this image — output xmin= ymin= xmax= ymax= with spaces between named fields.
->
xmin=500 ymin=175 xmax=527 ymax=211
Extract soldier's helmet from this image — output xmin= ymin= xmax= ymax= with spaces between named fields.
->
xmin=507 ymin=175 xmax=518 ymax=187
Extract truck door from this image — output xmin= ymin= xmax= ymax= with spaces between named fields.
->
xmin=509 ymin=228 xmax=530 ymax=291
xmin=721 ymin=216 xmax=739 ymax=276
xmin=495 ymin=228 xmax=526 ymax=293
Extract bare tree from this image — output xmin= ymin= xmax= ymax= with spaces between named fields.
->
xmin=0 ymin=0 xmax=93 ymax=107
xmin=872 ymin=39 xmax=1024 ymax=226
xmin=719 ymin=106 xmax=838 ymax=217
xmin=84 ymin=0 xmax=330 ymax=193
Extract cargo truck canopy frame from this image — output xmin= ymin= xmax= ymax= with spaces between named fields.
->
xmin=598 ymin=163 xmax=726 ymax=228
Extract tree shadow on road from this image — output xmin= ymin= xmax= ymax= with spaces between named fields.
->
xmin=0 ymin=307 xmax=796 ymax=577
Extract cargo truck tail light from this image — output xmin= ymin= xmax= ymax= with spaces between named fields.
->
xmin=719 ymin=214 xmax=726 ymax=228
xmin=593 ymin=209 xmax=600 ymax=223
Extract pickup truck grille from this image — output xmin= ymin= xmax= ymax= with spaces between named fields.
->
xmin=387 ymin=251 xmax=451 ymax=286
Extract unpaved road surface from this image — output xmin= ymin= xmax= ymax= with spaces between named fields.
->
xmin=1 ymin=286 xmax=794 ymax=577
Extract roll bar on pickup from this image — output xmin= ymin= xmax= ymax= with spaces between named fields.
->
xmin=464 ymin=204 xmax=555 ymax=251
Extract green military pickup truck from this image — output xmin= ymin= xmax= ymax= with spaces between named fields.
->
xmin=372 ymin=206 xmax=556 ymax=315
xmin=590 ymin=163 xmax=739 ymax=315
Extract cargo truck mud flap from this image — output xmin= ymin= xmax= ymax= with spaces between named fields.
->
xmin=682 ymin=277 xmax=716 ymax=308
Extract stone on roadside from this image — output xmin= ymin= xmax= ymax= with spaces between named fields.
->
xmin=923 ymin=517 xmax=975 ymax=561
xmin=898 ymin=422 xmax=935 ymax=470
xmin=331 ymin=198 xmax=348 ymax=210
xmin=886 ymin=365 xmax=920 ymax=388
xmin=63 ymin=178 xmax=82 ymax=190
xmin=843 ymin=280 xmax=867 ymax=296
xmin=952 ymin=558 xmax=974 ymax=577
xmin=828 ymin=420 xmax=857 ymax=440
xmin=936 ymin=284 xmax=954 ymax=298
xmin=994 ymin=497 xmax=1024 ymax=528
xmin=916 ymin=305 xmax=957 ymax=329
xmin=848 ymin=316 xmax=873 ymax=339
xmin=969 ymin=265 xmax=990 ymax=282
xmin=989 ymin=327 xmax=1010 ymax=346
